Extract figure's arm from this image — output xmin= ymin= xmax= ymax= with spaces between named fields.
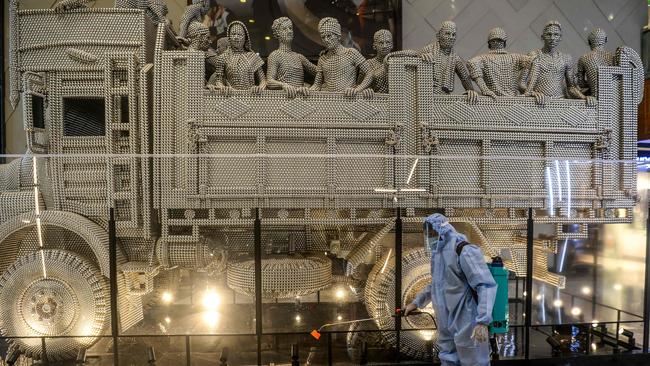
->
xmin=468 ymin=59 xmax=496 ymax=98
xmin=310 ymin=64 xmax=323 ymax=91
xmin=207 ymin=56 xmax=226 ymax=89
xmin=253 ymin=68 xmax=267 ymax=94
xmin=459 ymin=245 xmax=497 ymax=326
xmin=516 ymin=54 xmax=532 ymax=93
xmin=54 ymin=0 xmax=92 ymax=11
xmin=179 ymin=7 xmax=199 ymax=38
xmin=524 ymin=58 xmax=540 ymax=95
xmin=355 ymin=60 xmax=373 ymax=92
xmin=300 ymin=55 xmax=319 ymax=76
xmin=456 ymin=57 xmax=475 ymax=92
xmin=265 ymin=53 xmax=284 ymax=90
xmin=566 ymin=57 xmax=587 ymax=100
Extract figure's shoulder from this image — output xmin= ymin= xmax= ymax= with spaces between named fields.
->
xmin=268 ymin=49 xmax=280 ymax=61
xmin=345 ymin=47 xmax=364 ymax=58
xmin=528 ymin=49 xmax=542 ymax=59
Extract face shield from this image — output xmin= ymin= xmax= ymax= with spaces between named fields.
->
xmin=423 ymin=213 xmax=453 ymax=251
xmin=423 ymin=221 xmax=440 ymax=251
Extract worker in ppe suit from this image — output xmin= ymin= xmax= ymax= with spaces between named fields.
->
xmin=404 ymin=213 xmax=497 ymax=366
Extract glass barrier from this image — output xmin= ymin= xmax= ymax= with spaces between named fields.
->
xmin=0 ymin=153 xmax=645 ymax=364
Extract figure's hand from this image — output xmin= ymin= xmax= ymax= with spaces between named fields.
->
xmin=362 ymin=88 xmax=375 ymax=99
xmin=284 ymin=85 xmax=297 ymax=98
xmin=176 ymin=37 xmax=190 ymax=46
xmin=526 ymin=91 xmax=546 ymax=106
xmin=206 ymin=84 xmax=221 ymax=92
xmin=403 ymin=303 xmax=418 ymax=317
xmin=222 ymin=85 xmax=234 ymax=97
xmin=251 ymin=84 xmax=265 ymax=95
xmin=586 ymin=96 xmax=598 ymax=108
xmin=484 ymin=90 xmax=498 ymax=100
xmin=421 ymin=53 xmax=435 ymax=63
xmin=471 ymin=324 xmax=489 ymax=344
xmin=344 ymin=87 xmax=357 ymax=98
xmin=465 ymin=90 xmax=479 ymax=104
xmin=297 ymin=87 xmax=310 ymax=97
xmin=54 ymin=0 xmax=84 ymax=12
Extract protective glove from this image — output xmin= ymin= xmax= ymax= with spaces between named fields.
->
xmin=403 ymin=303 xmax=418 ymax=316
xmin=471 ymin=323 xmax=489 ymax=344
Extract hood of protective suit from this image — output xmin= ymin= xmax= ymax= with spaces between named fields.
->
xmin=424 ymin=213 xmax=466 ymax=252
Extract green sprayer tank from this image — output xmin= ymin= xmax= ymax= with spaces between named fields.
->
xmin=488 ymin=257 xmax=509 ymax=334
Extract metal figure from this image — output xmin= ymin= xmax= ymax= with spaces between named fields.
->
xmin=207 ymin=21 xmax=266 ymax=94
xmin=425 ymin=21 xmax=477 ymax=102
xmin=360 ymin=29 xmax=394 ymax=93
xmin=179 ymin=0 xmax=210 ymax=40
xmin=467 ymin=28 xmax=530 ymax=98
xmin=577 ymin=28 xmax=615 ymax=102
xmin=524 ymin=21 xmax=587 ymax=105
xmin=310 ymin=17 xmax=374 ymax=98
xmin=267 ymin=17 xmax=318 ymax=98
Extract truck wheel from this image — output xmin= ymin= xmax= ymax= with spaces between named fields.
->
xmin=0 ymin=249 xmax=109 ymax=361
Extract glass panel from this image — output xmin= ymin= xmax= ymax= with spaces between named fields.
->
xmin=0 ymin=154 xmax=645 ymax=363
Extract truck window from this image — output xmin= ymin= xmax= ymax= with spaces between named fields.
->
xmin=63 ymin=97 xmax=105 ymax=136
xmin=31 ymin=95 xmax=45 ymax=129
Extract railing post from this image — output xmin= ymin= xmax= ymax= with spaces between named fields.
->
xmin=109 ymin=208 xmax=119 ymax=366
xmin=524 ymin=208 xmax=533 ymax=360
xmin=185 ymin=335 xmax=191 ymax=366
xmin=640 ymin=191 xmax=650 ymax=353
xmin=255 ymin=208 xmax=262 ymax=366
xmin=41 ymin=337 xmax=48 ymax=366
xmin=394 ymin=209 xmax=402 ymax=362
xmin=291 ymin=343 xmax=299 ymax=366
xmin=327 ymin=332 xmax=332 ymax=366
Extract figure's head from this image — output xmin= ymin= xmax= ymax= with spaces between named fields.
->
xmin=318 ymin=17 xmax=342 ymax=50
xmin=437 ymin=21 xmax=457 ymax=49
xmin=216 ymin=37 xmax=229 ymax=55
xmin=194 ymin=0 xmax=210 ymax=15
xmin=373 ymin=29 xmax=393 ymax=56
xmin=228 ymin=21 xmax=249 ymax=51
xmin=272 ymin=17 xmax=293 ymax=43
xmin=588 ymin=28 xmax=607 ymax=49
xmin=187 ymin=21 xmax=210 ymax=51
xmin=423 ymin=213 xmax=456 ymax=251
xmin=487 ymin=27 xmax=507 ymax=50
xmin=542 ymin=21 xmax=562 ymax=49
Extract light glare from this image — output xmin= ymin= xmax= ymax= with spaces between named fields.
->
xmin=202 ymin=290 xmax=221 ymax=310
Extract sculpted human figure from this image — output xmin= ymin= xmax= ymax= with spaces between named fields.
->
xmin=215 ymin=37 xmax=230 ymax=56
xmin=310 ymin=17 xmax=374 ymax=98
xmin=208 ymin=21 xmax=266 ymax=94
xmin=186 ymin=21 xmax=219 ymax=81
xmin=467 ymin=27 xmax=530 ymax=98
xmin=524 ymin=21 xmax=586 ymax=105
xmin=359 ymin=29 xmax=393 ymax=94
xmin=267 ymin=17 xmax=318 ymax=98
xmin=418 ymin=21 xmax=477 ymax=103
xmin=179 ymin=0 xmax=210 ymax=40
xmin=577 ymin=28 xmax=614 ymax=102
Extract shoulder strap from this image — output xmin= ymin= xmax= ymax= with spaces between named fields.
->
xmin=455 ymin=241 xmax=471 ymax=256
xmin=455 ymin=241 xmax=479 ymax=304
